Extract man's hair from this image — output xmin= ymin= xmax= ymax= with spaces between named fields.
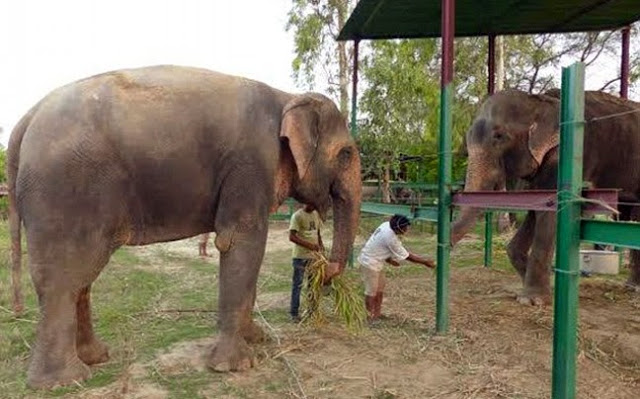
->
xmin=390 ymin=214 xmax=411 ymax=234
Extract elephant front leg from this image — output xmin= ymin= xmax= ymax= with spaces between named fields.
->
xmin=518 ymin=211 xmax=555 ymax=306
xmin=207 ymin=223 xmax=267 ymax=372
xmin=241 ymin=285 xmax=266 ymax=344
xmin=506 ymin=211 xmax=535 ymax=280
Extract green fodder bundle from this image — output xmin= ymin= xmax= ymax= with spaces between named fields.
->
xmin=302 ymin=252 xmax=367 ymax=331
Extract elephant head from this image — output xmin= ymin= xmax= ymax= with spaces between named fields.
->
xmin=279 ymin=94 xmax=362 ymax=274
xmin=451 ymin=90 xmax=559 ymax=245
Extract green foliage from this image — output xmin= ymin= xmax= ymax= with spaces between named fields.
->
xmin=286 ymin=0 xmax=354 ymax=113
xmin=358 ymin=38 xmax=480 ymax=183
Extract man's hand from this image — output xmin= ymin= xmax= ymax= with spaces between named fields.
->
xmin=422 ymin=259 xmax=436 ymax=269
xmin=323 ymin=262 xmax=340 ymax=282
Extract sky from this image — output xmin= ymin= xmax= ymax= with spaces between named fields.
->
xmin=0 ymin=0 xmax=298 ymax=145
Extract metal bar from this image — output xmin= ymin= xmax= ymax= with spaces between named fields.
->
xmin=581 ymin=220 xmax=640 ymax=250
xmin=350 ymin=39 xmax=360 ymax=136
xmin=360 ymin=202 xmax=438 ymax=222
xmin=552 ymin=62 xmax=585 ymax=399
xmin=436 ymin=0 xmax=455 ymax=334
xmin=621 ymin=26 xmax=630 ymax=99
xmin=452 ymin=189 xmax=618 ymax=215
xmin=348 ymin=39 xmax=360 ymax=269
xmin=488 ymin=34 xmax=496 ymax=95
xmin=484 ymin=212 xmax=493 ymax=267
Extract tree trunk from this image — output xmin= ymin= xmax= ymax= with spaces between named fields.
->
xmin=381 ymin=165 xmax=392 ymax=204
xmin=496 ymin=36 xmax=505 ymax=91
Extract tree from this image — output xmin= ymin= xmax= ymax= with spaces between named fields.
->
xmin=286 ymin=0 xmax=355 ymax=115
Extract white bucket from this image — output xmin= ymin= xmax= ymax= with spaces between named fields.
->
xmin=579 ymin=250 xmax=619 ymax=275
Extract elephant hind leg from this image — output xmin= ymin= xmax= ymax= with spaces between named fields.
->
xmin=626 ymin=207 xmax=640 ymax=289
xmin=27 ymin=279 xmax=91 ymax=389
xmin=26 ymin=231 xmax=114 ymax=388
xmin=76 ymin=285 xmax=110 ymax=365
xmin=506 ymin=211 xmax=535 ymax=281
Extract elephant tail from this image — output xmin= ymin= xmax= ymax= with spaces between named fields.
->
xmin=7 ymin=104 xmax=38 ymax=315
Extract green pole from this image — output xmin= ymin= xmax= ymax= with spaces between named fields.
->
xmin=552 ymin=62 xmax=585 ymax=399
xmin=436 ymin=0 xmax=454 ymax=333
xmin=484 ymin=212 xmax=493 ymax=268
xmin=348 ymin=39 xmax=360 ymax=269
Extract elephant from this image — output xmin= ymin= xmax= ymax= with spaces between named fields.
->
xmin=7 ymin=65 xmax=361 ymax=389
xmin=452 ymin=89 xmax=640 ymax=305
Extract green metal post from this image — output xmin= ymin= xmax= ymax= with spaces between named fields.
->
xmin=552 ymin=62 xmax=585 ymax=399
xmin=484 ymin=212 xmax=493 ymax=268
xmin=436 ymin=0 xmax=454 ymax=333
xmin=348 ymin=39 xmax=359 ymax=269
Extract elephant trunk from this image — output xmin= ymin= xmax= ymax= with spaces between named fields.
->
xmin=329 ymin=155 xmax=362 ymax=274
xmin=452 ymin=150 xmax=503 ymax=246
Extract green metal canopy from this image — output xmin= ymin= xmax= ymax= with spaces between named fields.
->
xmin=338 ymin=0 xmax=640 ymax=40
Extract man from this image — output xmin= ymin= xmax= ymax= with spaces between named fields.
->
xmin=358 ymin=214 xmax=435 ymax=322
xmin=198 ymin=233 xmax=211 ymax=257
xmin=289 ymin=203 xmax=324 ymax=322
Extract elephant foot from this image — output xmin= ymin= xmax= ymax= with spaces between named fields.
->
xmin=27 ymin=356 xmax=91 ymax=389
xmin=516 ymin=288 xmax=551 ymax=306
xmin=77 ymin=338 xmax=110 ymax=365
xmin=206 ymin=335 xmax=254 ymax=373
xmin=241 ymin=319 xmax=266 ymax=344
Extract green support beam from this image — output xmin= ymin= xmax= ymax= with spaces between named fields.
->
xmin=581 ymin=220 xmax=640 ymax=250
xmin=552 ymin=62 xmax=585 ymax=399
xmin=484 ymin=212 xmax=493 ymax=268
xmin=436 ymin=0 xmax=454 ymax=334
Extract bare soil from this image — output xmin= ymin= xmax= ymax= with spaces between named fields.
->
xmin=61 ymin=225 xmax=640 ymax=399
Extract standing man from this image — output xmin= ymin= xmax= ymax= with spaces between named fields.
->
xmin=289 ymin=203 xmax=324 ymax=322
xmin=198 ymin=233 xmax=212 ymax=257
xmin=358 ymin=214 xmax=435 ymax=322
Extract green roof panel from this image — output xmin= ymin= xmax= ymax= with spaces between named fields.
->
xmin=338 ymin=0 xmax=640 ymax=40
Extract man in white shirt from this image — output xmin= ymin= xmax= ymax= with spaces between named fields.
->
xmin=358 ymin=214 xmax=435 ymax=321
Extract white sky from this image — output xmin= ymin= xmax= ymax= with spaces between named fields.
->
xmin=0 ymin=0 xmax=298 ymax=145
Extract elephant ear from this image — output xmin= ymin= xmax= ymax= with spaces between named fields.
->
xmin=527 ymin=97 xmax=560 ymax=168
xmin=280 ymin=95 xmax=321 ymax=181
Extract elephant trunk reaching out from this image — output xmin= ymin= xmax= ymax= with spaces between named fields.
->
xmin=451 ymin=145 xmax=506 ymax=245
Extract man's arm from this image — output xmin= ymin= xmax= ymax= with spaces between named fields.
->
xmin=289 ymin=230 xmax=320 ymax=252
xmin=386 ymin=258 xmax=401 ymax=267
xmin=407 ymin=252 xmax=436 ymax=268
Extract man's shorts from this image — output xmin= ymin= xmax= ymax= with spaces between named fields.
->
xmin=360 ymin=265 xmax=386 ymax=296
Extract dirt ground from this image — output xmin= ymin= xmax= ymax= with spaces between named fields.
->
xmin=49 ymin=224 xmax=640 ymax=399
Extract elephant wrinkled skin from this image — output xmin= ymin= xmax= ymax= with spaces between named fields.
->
xmin=452 ymin=89 xmax=640 ymax=305
xmin=7 ymin=65 xmax=361 ymax=389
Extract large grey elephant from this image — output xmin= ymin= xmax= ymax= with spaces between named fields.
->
xmin=452 ymin=89 xmax=640 ymax=305
xmin=7 ymin=65 xmax=361 ymax=388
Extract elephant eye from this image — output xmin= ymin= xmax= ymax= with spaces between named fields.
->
xmin=492 ymin=130 xmax=507 ymax=142
xmin=338 ymin=147 xmax=353 ymax=167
